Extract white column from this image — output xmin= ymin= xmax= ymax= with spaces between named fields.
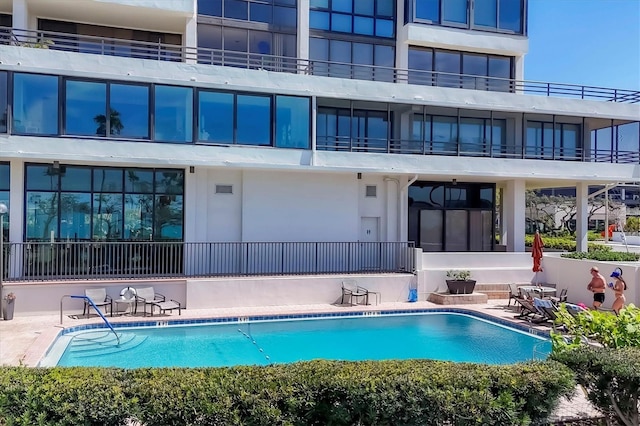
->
xmin=297 ymin=0 xmax=310 ymax=63
xmin=184 ymin=16 xmax=198 ymax=64
xmin=503 ymin=179 xmax=526 ymax=252
xmin=514 ymin=55 xmax=525 ymax=81
xmin=8 ymin=160 xmax=24 ymax=279
xmin=385 ymin=178 xmax=398 ymax=242
xmin=576 ymin=182 xmax=589 ymax=252
xmin=12 ymin=0 xmax=30 ymax=31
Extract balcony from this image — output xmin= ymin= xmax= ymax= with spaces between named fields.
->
xmin=1 ymin=26 xmax=639 ymax=104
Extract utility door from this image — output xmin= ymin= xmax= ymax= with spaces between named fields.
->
xmin=359 ymin=217 xmax=380 ymax=270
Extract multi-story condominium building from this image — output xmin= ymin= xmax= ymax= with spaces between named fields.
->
xmin=0 ymin=0 xmax=638 ymax=312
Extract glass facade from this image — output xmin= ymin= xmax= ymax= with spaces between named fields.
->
xmin=526 ymin=121 xmax=581 ymax=160
xmin=310 ymin=38 xmax=395 ymax=81
xmin=0 ymin=71 xmax=6 ymax=133
xmin=407 ymin=0 xmax=525 ymax=34
xmin=409 ymin=47 xmax=512 ymax=91
xmin=25 ymin=164 xmax=184 ymax=241
xmin=155 ymin=85 xmax=193 ymax=143
xmin=198 ymin=0 xmax=297 ymax=26
xmin=13 ymin=73 xmax=59 ymax=135
xmin=317 ymin=106 xmax=389 ymax=151
xmin=310 ymin=0 xmax=395 ymax=37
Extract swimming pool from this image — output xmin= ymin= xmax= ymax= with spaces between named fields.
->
xmin=43 ymin=311 xmax=550 ymax=368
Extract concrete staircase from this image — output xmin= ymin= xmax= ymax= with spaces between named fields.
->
xmin=474 ymin=283 xmax=511 ymax=300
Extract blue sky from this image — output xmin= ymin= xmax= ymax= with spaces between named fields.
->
xmin=525 ymin=0 xmax=640 ymax=90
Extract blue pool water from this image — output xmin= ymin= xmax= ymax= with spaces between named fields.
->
xmin=50 ymin=313 xmax=550 ymax=368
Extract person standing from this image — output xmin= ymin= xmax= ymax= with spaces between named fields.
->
xmin=609 ymin=270 xmax=627 ymax=314
xmin=587 ymin=267 xmax=606 ymax=310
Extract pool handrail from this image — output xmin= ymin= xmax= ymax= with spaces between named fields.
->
xmin=60 ymin=294 xmax=120 ymax=345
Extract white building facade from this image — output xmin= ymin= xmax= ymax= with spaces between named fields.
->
xmin=0 ymin=0 xmax=639 ymax=304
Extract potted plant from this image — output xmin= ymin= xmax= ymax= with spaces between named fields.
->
xmin=2 ymin=292 xmax=16 ymax=320
xmin=445 ymin=270 xmax=476 ymax=294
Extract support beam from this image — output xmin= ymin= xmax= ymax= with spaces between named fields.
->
xmin=503 ymin=179 xmax=526 ymax=252
xmin=576 ymin=182 xmax=589 ymax=252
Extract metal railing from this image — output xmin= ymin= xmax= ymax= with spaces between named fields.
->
xmin=2 ymin=241 xmax=415 ymax=282
xmin=1 ymin=27 xmax=638 ymax=104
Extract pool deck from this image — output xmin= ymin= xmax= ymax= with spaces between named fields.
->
xmin=0 ymin=297 xmax=601 ymax=423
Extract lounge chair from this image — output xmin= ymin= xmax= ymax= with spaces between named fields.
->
xmin=550 ymin=288 xmax=568 ymax=304
xmin=565 ymin=303 xmax=589 ymax=318
xmin=507 ymin=283 xmax=521 ymax=306
xmin=83 ymin=288 xmax=113 ymax=317
xmin=513 ymin=296 xmax=545 ymax=323
xmin=533 ymin=297 xmax=559 ymax=323
xmin=135 ymin=286 xmax=180 ymax=316
xmin=341 ymin=279 xmax=369 ymax=306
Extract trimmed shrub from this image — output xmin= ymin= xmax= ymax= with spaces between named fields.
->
xmin=0 ymin=360 xmax=575 ymax=426
xmin=560 ymin=251 xmax=639 ymax=261
xmin=524 ymin=235 xmax=611 ymax=252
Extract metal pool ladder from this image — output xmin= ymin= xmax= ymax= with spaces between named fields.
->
xmin=60 ymin=295 xmax=120 ymax=345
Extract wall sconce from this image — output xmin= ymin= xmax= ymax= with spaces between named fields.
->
xmin=452 ymin=178 xmax=457 ymax=186
xmin=53 ymin=161 xmax=60 ymax=170
xmin=189 ymin=166 xmax=195 ymax=174
xmin=357 ymin=173 xmax=362 ymax=180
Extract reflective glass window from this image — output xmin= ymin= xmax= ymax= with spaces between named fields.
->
xmin=561 ymin=124 xmax=579 ymax=159
xmin=310 ymin=0 xmax=329 ymax=7
xmin=26 ymin=165 xmax=60 ymax=191
xmin=198 ymin=25 xmax=223 ymax=50
xmin=124 ymin=194 xmax=154 ymax=240
xmin=0 ymin=72 xmax=6 ymax=133
xmin=442 ymin=0 xmax=468 ymax=24
xmin=154 ymin=85 xmax=193 ymax=143
xmin=93 ymin=169 xmax=124 ymax=192
xmin=408 ymin=47 xmax=434 ymax=84
xmin=223 ymin=27 xmax=248 ymax=52
xmin=65 ymin=80 xmax=107 ymax=137
xmin=110 ymin=84 xmax=149 ymax=139
xmin=237 ymin=95 xmax=271 ymax=145
xmin=275 ymin=96 xmax=310 ymax=149
xmin=155 ymin=170 xmax=185 ymax=195
xmin=198 ymin=0 xmax=222 ymax=16
xmin=526 ymin=122 xmax=543 ymax=156
xmin=332 ymin=13 xmax=352 ymax=32
xmin=61 ymin=167 xmax=91 ymax=191
xmin=459 ymin=117 xmax=485 ymax=152
xmin=432 ymin=116 xmax=457 ymax=151
xmin=60 ymin=192 xmax=92 ymax=240
xmin=199 ymin=91 xmax=234 ymax=143
xmin=499 ymin=0 xmax=522 ymax=32
xmin=462 ymin=54 xmax=487 ymax=89
xmin=310 ymin=10 xmax=331 ymax=29
xmin=416 ymin=0 xmax=439 ymax=21
xmin=0 ymin=163 xmax=8 ymax=191
xmin=224 ymin=0 xmax=248 ymax=20
xmin=251 ymin=2 xmax=272 ymax=23
xmin=13 ymin=73 xmax=59 ymax=135
xmin=354 ymin=16 xmax=374 ymax=35
xmin=355 ymin=1 xmax=374 ymax=15
xmin=474 ymin=0 xmax=497 ymax=27
xmin=491 ymin=119 xmax=506 ymax=153
xmin=435 ymin=51 xmax=461 ymax=87
xmin=93 ymin=193 xmax=123 ymax=240
xmin=375 ymin=19 xmax=394 ymax=37
xmin=26 ymin=192 xmax=58 ymax=240
xmin=377 ymin=0 xmax=394 ymax=16
xmin=125 ymin=169 xmax=154 ymax=193
xmin=274 ymin=6 xmax=297 ymax=27
xmin=333 ymin=0 xmax=352 ymax=13
xmin=155 ymin=194 xmax=183 ymax=240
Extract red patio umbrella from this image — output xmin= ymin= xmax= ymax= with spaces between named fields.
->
xmin=532 ymin=231 xmax=544 ymax=285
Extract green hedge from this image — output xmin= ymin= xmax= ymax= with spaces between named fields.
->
xmin=560 ymin=251 xmax=640 ymax=261
xmin=524 ymin=235 xmax=611 ymax=252
xmin=0 ymin=360 xmax=575 ymax=426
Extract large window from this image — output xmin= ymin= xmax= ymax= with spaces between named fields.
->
xmin=13 ymin=73 xmax=59 ymax=135
xmin=317 ymin=105 xmax=389 ymax=151
xmin=198 ymin=91 xmax=310 ymax=148
xmin=310 ymin=37 xmax=395 ymax=81
xmin=526 ymin=121 xmax=581 ymax=160
xmin=154 ymin=85 xmax=193 ymax=143
xmin=0 ymin=71 xmax=6 ymax=133
xmin=25 ymin=164 xmax=184 ymax=241
xmin=407 ymin=0 xmax=525 ymax=34
xmin=310 ymin=0 xmax=395 ymax=38
xmin=64 ymin=80 xmax=150 ymax=138
xmin=198 ymin=0 xmax=297 ymax=27
xmin=409 ymin=47 xmax=512 ymax=91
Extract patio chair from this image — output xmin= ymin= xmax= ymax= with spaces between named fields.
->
xmin=83 ymin=288 xmax=113 ymax=317
xmin=341 ymin=279 xmax=369 ymax=306
xmin=135 ymin=286 xmax=166 ymax=317
xmin=507 ymin=283 xmax=521 ymax=306
xmin=550 ymin=288 xmax=568 ymax=304
xmin=533 ymin=297 xmax=559 ymax=323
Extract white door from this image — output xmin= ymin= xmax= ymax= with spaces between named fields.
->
xmin=359 ymin=217 xmax=380 ymax=270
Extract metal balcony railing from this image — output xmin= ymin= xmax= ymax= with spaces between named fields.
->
xmin=1 ymin=27 xmax=638 ymax=104
xmin=0 ymin=241 xmax=416 ymax=282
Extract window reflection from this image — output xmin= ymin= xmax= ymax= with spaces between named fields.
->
xmin=65 ymin=80 xmax=107 ymax=136
xmin=93 ymin=193 xmax=123 ymax=240
xmin=199 ymin=91 xmax=234 ymax=143
xmin=275 ymin=96 xmax=310 ymax=149
xmin=110 ymin=84 xmax=149 ymax=139
xmin=237 ymin=95 xmax=271 ymax=145
xmin=13 ymin=73 xmax=59 ymax=135
xmin=0 ymin=72 xmax=7 ymax=133
xmin=154 ymin=85 xmax=193 ymax=143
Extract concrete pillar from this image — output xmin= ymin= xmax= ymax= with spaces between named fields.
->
xmin=8 ymin=160 xmax=24 ymax=279
xmin=576 ymin=182 xmax=589 ymax=252
xmin=385 ymin=178 xmax=399 ymax=241
xmin=503 ymin=179 xmax=526 ymax=252
xmin=184 ymin=15 xmax=198 ymax=64
xmin=298 ymin=0 xmax=310 ymax=65
xmin=12 ymin=0 xmax=29 ymax=31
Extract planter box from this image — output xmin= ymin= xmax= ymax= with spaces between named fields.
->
xmin=2 ymin=300 xmax=15 ymax=320
xmin=446 ymin=279 xmax=476 ymax=295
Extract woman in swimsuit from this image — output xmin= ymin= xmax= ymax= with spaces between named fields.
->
xmin=609 ymin=270 xmax=627 ymax=315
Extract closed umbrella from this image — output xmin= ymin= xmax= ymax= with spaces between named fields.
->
xmin=532 ymin=231 xmax=544 ymax=286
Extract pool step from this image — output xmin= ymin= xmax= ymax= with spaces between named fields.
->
xmin=475 ymin=283 xmax=511 ymax=300
xmin=68 ymin=332 xmax=147 ymax=358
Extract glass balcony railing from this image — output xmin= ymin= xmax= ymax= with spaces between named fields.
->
xmin=1 ymin=26 xmax=639 ymax=103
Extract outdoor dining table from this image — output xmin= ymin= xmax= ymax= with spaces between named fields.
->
xmin=518 ymin=285 xmax=557 ymax=297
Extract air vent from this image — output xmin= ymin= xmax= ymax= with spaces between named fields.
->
xmin=215 ymin=184 xmax=233 ymax=194
xmin=365 ymin=185 xmax=377 ymax=197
